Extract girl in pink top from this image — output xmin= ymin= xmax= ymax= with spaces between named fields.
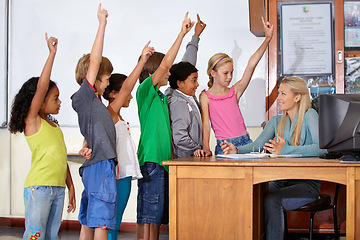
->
xmin=199 ymin=17 xmax=273 ymax=155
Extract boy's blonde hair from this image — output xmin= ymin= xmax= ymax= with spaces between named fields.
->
xmin=75 ymin=54 xmax=113 ymax=85
xmin=206 ymin=53 xmax=233 ymax=88
xmin=277 ymin=76 xmax=312 ymax=146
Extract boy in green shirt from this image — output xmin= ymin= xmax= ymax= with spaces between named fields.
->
xmin=136 ymin=12 xmax=194 ymax=239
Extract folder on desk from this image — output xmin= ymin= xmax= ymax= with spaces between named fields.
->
xmin=216 ymin=153 xmax=302 ymax=159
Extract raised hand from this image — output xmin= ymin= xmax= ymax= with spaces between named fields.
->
xmin=139 ymin=41 xmax=155 ymax=64
xmin=181 ymin=12 xmax=195 ymax=36
xmin=261 ymin=16 xmax=274 ymax=40
xmin=45 ymin=33 xmax=58 ymax=54
xmin=194 ymin=14 xmax=206 ymax=37
xmin=97 ymin=3 xmax=108 ymax=26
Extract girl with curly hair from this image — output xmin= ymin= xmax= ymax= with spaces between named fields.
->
xmin=9 ymin=34 xmax=75 ymax=240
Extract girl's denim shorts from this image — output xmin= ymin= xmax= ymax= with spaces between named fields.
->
xmin=215 ymin=132 xmax=252 ymax=155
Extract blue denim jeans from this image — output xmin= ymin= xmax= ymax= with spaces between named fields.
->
xmin=264 ymin=180 xmax=320 ymax=240
xmin=215 ymin=133 xmax=252 ymax=155
xmin=23 ymin=186 xmax=65 ymax=240
xmin=137 ymin=162 xmax=169 ymax=225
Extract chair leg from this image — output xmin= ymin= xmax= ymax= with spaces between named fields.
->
xmin=309 ymin=211 xmax=315 ymax=240
xmin=283 ymin=211 xmax=288 ymax=240
xmin=333 ymin=205 xmax=338 ymax=240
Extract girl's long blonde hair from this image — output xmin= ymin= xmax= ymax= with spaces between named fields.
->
xmin=207 ymin=53 xmax=233 ymax=88
xmin=277 ymin=76 xmax=311 ymax=146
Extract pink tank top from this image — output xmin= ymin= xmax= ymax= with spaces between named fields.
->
xmin=203 ymin=86 xmax=247 ymax=139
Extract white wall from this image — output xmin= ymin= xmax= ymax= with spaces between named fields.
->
xmin=8 ymin=0 xmax=266 ymax=127
xmin=1 ymin=126 xmax=262 ymax=222
xmin=1 ymin=0 xmax=268 ymax=223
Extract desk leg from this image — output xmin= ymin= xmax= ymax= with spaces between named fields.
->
xmin=169 ymin=166 xmax=177 ymax=240
xmin=253 ymin=183 xmax=266 ymax=240
xmin=346 ymin=167 xmax=360 ymax=239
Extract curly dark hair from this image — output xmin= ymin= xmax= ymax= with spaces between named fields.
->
xmin=169 ymin=62 xmax=197 ymax=89
xmin=103 ymin=73 xmax=128 ymax=101
xmin=9 ymin=77 xmax=56 ymax=133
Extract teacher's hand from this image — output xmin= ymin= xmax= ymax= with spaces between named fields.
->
xmin=265 ymin=134 xmax=285 ymax=155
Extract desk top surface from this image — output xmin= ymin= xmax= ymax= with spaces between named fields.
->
xmin=163 ymin=156 xmax=360 ymax=167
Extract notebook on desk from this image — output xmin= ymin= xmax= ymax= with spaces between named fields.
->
xmin=216 ymin=153 xmax=302 ymax=159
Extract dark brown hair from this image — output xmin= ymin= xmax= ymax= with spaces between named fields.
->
xmin=139 ymin=52 xmax=165 ymax=84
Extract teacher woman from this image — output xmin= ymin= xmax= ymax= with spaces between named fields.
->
xmin=221 ymin=76 xmax=327 ymax=240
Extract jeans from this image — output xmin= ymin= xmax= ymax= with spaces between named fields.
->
xmin=108 ymin=176 xmax=132 ymax=240
xmin=23 ymin=186 xmax=65 ymax=240
xmin=215 ymin=133 xmax=252 ymax=155
xmin=264 ymin=180 xmax=320 ymax=240
xmin=79 ymin=159 xmax=117 ymax=230
xmin=137 ymin=162 xmax=169 ymax=225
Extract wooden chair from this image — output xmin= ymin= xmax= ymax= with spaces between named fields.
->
xmin=284 ymin=183 xmax=339 ymax=240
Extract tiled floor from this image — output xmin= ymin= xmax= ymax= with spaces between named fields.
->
xmin=0 ymin=226 xmax=169 ymax=240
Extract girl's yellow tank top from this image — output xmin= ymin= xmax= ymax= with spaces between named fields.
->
xmin=24 ymin=118 xmax=67 ymax=188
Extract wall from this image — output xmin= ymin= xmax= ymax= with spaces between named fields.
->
xmin=7 ymin=0 xmax=267 ymax=127
xmin=0 ymin=0 xmax=268 ymax=223
xmin=0 ymin=126 xmax=262 ymax=222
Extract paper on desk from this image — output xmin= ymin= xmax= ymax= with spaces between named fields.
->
xmin=216 ymin=153 xmax=302 ymax=159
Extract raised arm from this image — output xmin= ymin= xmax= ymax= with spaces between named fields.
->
xmin=109 ymin=41 xmax=154 ymax=113
xmin=199 ymin=92 xmax=212 ymax=155
xmin=152 ymin=12 xmax=194 ymax=86
xmin=86 ymin=4 xmax=108 ymax=86
xmin=25 ymin=34 xmax=57 ymax=134
xmin=182 ymin=14 xmax=206 ymax=66
xmin=233 ymin=17 xmax=273 ymax=100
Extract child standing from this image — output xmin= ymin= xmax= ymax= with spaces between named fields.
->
xmin=102 ymin=42 xmax=154 ymax=240
xmin=136 ymin=13 xmax=194 ymax=240
xmin=9 ymin=34 xmax=76 ymax=240
xmin=165 ymin=14 xmax=210 ymax=158
xmin=200 ymin=17 xmax=274 ymax=155
xmin=71 ymin=4 xmax=117 ymax=239
xmin=166 ymin=62 xmax=205 ymax=158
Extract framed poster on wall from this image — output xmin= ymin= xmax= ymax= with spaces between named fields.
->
xmin=345 ymin=1 xmax=360 ymax=49
xmin=280 ymin=2 xmax=333 ymax=75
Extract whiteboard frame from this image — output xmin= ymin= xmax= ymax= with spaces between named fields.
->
xmin=0 ymin=0 xmax=8 ymax=127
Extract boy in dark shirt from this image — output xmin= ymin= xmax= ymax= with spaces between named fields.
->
xmin=71 ymin=4 xmax=116 ymax=239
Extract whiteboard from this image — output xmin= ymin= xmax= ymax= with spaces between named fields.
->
xmin=8 ymin=0 xmax=266 ymax=127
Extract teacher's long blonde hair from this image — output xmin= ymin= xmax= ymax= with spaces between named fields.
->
xmin=277 ymin=76 xmax=312 ymax=146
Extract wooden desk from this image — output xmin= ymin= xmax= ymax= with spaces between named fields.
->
xmin=163 ymin=156 xmax=360 ymax=240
